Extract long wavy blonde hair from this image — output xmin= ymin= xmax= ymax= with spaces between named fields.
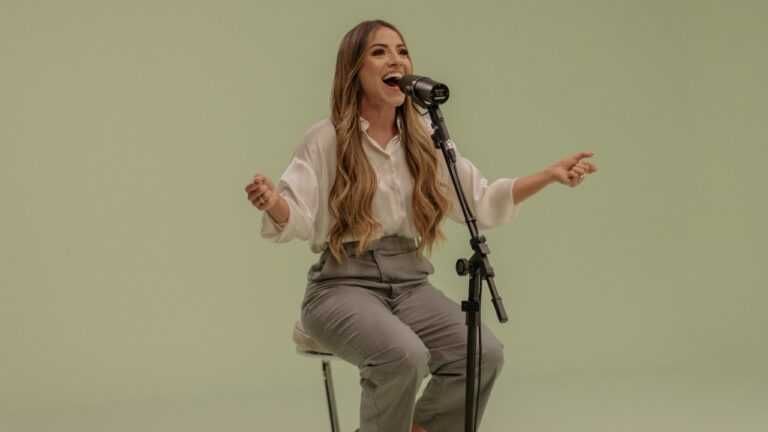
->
xmin=328 ymin=20 xmax=451 ymax=262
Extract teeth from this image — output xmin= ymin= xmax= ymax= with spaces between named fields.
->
xmin=383 ymin=72 xmax=403 ymax=80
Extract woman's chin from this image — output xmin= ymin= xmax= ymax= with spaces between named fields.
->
xmin=364 ymin=91 xmax=406 ymax=110
xmin=381 ymin=86 xmax=405 ymax=106
xmin=386 ymin=94 xmax=406 ymax=108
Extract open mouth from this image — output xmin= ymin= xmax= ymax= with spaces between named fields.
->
xmin=382 ymin=76 xmax=401 ymax=88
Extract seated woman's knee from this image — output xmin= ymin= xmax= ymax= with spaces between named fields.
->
xmin=482 ymin=336 xmax=505 ymax=371
xmin=388 ymin=344 xmax=430 ymax=378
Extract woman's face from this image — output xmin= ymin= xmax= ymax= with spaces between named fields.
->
xmin=358 ymin=26 xmax=412 ymax=110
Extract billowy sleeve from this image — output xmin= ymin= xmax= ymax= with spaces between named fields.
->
xmin=260 ymin=133 xmax=320 ymax=243
xmin=423 ymin=115 xmax=520 ymax=230
xmin=442 ymin=144 xmax=520 ymax=230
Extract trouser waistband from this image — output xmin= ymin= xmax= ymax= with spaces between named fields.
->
xmin=338 ymin=235 xmax=418 ymax=254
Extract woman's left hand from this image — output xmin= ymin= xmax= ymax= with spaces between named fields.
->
xmin=548 ymin=151 xmax=598 ymax=187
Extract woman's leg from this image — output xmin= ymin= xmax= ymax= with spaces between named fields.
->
xmin=393 ymin=281 xmax=505 ymax=432
xmin=301 ymin=284 xmax=430 ymax=432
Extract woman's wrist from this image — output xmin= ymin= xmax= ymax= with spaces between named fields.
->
xmin=512 ymin=168 xmax=557 ymax=204
xmin=266 ymin=196 xmax=289 ymax=225
xmin=543 ymin=166 xmax=559 ymax=183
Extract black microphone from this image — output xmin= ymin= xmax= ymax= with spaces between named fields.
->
xmin=397 ymin=75 xmax=450 ymax=107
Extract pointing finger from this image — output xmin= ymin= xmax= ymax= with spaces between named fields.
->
xmin=567 ymin=152 xmax=593 ymax=164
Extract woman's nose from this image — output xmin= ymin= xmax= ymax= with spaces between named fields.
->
xmin=387 ymin=52 xmax=404 ymax=66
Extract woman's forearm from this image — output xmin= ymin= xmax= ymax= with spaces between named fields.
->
xmin=512 ymin=168 xmax=556 ymax=205
xmin=266 ymin=195 xmax=290 ymax=225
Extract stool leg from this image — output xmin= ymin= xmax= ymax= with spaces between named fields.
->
xmin=321 ymin=360 xmax=340 ymax=432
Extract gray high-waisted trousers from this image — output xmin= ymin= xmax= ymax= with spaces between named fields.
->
xmin=300 ymin=235 xmax=504 ymax=432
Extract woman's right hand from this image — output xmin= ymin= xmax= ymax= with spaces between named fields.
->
xmin=245 ymin=174 xmax=279 ymax=212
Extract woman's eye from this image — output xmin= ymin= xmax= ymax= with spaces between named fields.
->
xmin=372 ymin=49 xmax=385 ymax=56
xmin=399 ymin=50 xmax=409 ymax=56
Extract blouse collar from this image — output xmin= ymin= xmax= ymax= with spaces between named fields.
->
xmin=359 ymin=114 xmax=404 ymax=133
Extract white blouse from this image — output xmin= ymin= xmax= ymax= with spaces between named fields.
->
xmin=260 ymin=116 xmax=520 ymax=253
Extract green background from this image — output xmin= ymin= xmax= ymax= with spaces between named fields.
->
xmin=2 ymin=0 xmax=766 ymax=430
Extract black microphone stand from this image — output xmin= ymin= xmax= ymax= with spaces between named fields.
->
xmin=422 ymin=104 xmax=510 ymax=432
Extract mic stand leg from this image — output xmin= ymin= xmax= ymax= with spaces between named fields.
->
xmin=460 ymin=258 xmax=483 ymax=432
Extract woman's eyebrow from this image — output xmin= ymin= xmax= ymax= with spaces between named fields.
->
xmin=369 ymin=43 xmax=407 ymax=50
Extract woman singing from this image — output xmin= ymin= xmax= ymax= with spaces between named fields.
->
xmin=245 ymin=19 xmax=597 ymax=432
